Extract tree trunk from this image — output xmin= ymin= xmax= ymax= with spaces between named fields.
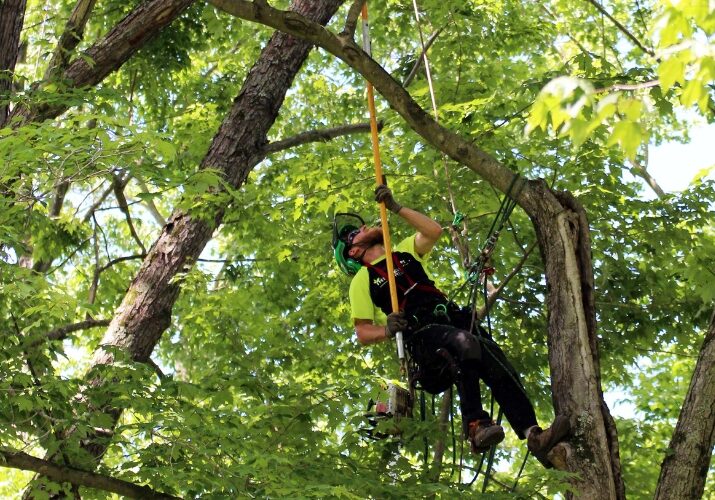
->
xmin=654 ymin=308 xmax=715 ymax=499
xmin=24 ymin=0 xmax=343 ymax=496
xmin=529 ymin=185 xmax=623 ymax=499
xmin=8 ymin=0 xmax=195 ymax=126
xmin=206 ymin=4 xmax=625 ymax=497
xmin=0 ymin=0 xmax=27 ymax=126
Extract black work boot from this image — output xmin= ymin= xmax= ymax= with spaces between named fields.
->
xmin=468 ymin=419 xmax=505 ymax=454
xmin=527 ymin=415 xmax=571 ymax=468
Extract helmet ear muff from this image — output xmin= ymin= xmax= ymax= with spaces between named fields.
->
xmin=332 ymin=212 xmax=366 ymax=276
xmin=333 ymin=240 xmax=363 ymax=276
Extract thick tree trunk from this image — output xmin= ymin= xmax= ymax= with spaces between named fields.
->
xmin=24 ymin=0 xmax=343 ymax=496
xmin=207 ymin=4 xmax=625 ymax=497
xmin=0 ymin=0 xmax=27 ymax=126
xmin=8 ymin=0 xmax=195 ymax=125
xmin=654 ymin=308 xmax=715 ymax=499
xmin=528 ymin=184 xmax=623 ymax=499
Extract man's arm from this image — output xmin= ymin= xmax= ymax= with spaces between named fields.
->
xmin=354 ymin=319 xmax=388 ymax=345
xmin=375 ymin=184 xmax=442 ymax=257
xmin=396 ymin=206 xmax=443 ymax=257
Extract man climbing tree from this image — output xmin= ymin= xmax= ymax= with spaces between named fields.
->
xmin=332 ymin=184 xmax=571 ymax=466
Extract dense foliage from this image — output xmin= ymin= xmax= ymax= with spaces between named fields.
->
xmin=0 ymin=0 xmax=713 ymax=497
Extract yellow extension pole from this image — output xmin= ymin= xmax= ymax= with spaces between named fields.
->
xmin=361 ymin=3 xmax=406 ymax=369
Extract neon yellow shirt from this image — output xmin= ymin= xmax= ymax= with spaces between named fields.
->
xmin=348 ymin=234 xmax=430 ymax=325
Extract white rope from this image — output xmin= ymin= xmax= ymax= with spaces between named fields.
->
xmin=410 ymin=1 xmax=462 ymax=221
xmin=410 ymin=1 xmax=471 ymax=263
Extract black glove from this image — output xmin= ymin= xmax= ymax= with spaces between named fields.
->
xmin=385 ymin=311 xmax=408 ymax=339
xmin=375 ymin=184 xmax=403 ymax=214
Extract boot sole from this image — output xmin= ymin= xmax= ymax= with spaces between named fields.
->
xmin=470 ymin=425 xmax=505 ymax=454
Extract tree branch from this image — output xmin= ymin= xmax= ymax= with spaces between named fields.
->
xmin=429 ymin=390 xmax=453 ymax=480
xmin=208 ymin=0 xmax=530 ymax=213
xmin=262 ymin=121 xmax=375 ymax=154
xmin=630 ymin=145 xmax=666 ymax=198
xmin=46 ymin=319 xmax=111 ymax=342
xmin=477 ymin=242 xmax=536 ymax=320
xmin=9 ymin=0 xmax=195 ymax=125
xmin=112 ymin=174 xmax=147 ymax=254
xmin=340 ymin=0 xmax=366 ymax=40
xmin=82 ymin=180 xmax=116 ymax=223
xmin=593 ymin=79 xmax=660 ymax=93
xmin=1 ymin=448 xmax=180 ymax=499
xmin=134 ymin=175 xmax=167 ymax=226
xmin=403 ymin=26 xmax=444 ymax=88
xmin=583 ymin=0 xmax=655 ymax=57
xmin=98 ymin=253 xmax=146 ymax=274
xmin=43 ymin=0 xmax=98 ymax=82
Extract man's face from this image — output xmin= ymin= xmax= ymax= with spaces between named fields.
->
xmin=347 ymin=225 xmax=383 ymax=258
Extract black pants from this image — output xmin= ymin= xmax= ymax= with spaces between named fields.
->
xmin=406 ymin=309 xmax=538 ymax=439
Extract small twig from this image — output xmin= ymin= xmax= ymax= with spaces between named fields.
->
xmin=583 ymin=0 xmax=655 ymax=56
xmin=429 ymin=391 xmax=452 ymax=479
xmin=145 ymin=358 xmax=167 ymax=380
xmin=88 ymin=217 xmax=101 ymax=308
xmin=594 ymin=79 xmax=660 ymax=94
xmin=98 ymin=254 xmax=146 ymax=274
xmin=81 ymin=180 xmax=115 ymax=223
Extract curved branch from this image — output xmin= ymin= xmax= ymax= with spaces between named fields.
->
xmin=1 ymin=448 xmax=180 ymax=499
xmin=208 ymin=0 xmax=534 ymax=214
xmin=98 ymin=253 xmax=146 ymax=274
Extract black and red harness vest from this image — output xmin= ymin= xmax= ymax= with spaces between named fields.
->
xmin=366 ymin=252 xmax=448 ymax=321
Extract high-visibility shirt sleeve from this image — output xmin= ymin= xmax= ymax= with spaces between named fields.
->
xmin=349 ymin=267 xmax=386 ymax=325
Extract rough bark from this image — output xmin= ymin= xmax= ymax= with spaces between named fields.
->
xmin=24 ymin=0 xmax=343 ymax=495
xmin=8 ymin=0 xmax=195 ymax=125
xmin=654 ymin=308 xmax=715 ymax=500
xmin=0 ymin=0 xmax=27 ymax=126
xmin=207 ymin=2 xmax=622 ymax=497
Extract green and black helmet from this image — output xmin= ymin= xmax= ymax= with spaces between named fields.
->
xmin=332 ymin=212 xmax=365 ymax=276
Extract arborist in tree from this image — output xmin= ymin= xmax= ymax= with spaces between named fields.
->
xmin=332 ymin=185 xmax=571 ymax=467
